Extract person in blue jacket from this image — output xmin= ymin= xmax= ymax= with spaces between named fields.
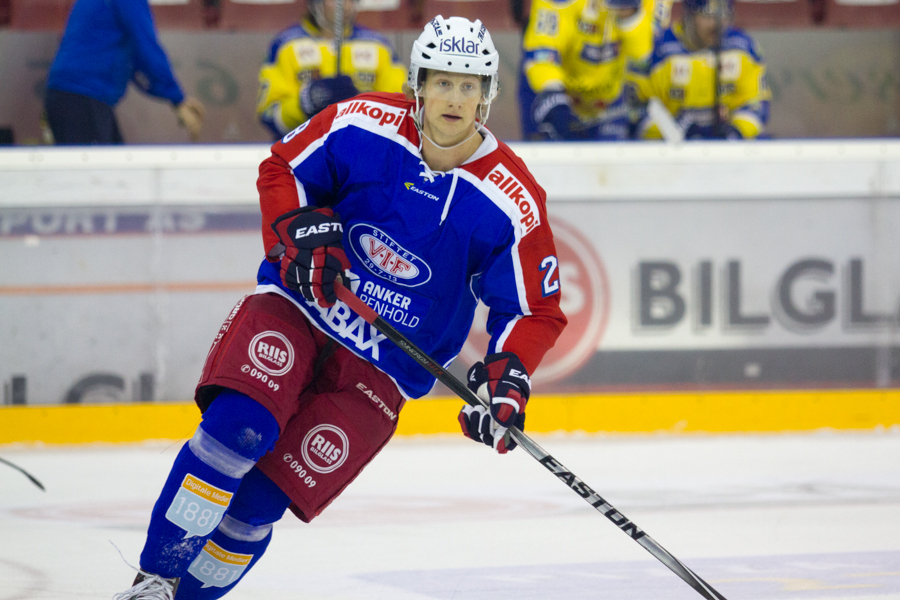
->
xmin=44 ymin=0 xmax=205 ymax=145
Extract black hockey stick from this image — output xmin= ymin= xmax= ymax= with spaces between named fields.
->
xmin=712 ymin=0 xmax=726 ymax=137
xmin=334 ymin=281 xmax=728 ymax=600
xmin=0 ymin=456 xmax=45 ymax=491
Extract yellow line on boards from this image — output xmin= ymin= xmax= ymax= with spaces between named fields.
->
xmin=0 ymin=403 xmax=202 ymax=445
xmin=1 ymin=389 xmax=898 ymax=445
xmin=396 ymin=389 xmax=900 ymax=435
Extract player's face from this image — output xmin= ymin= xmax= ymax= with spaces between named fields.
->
xmin=688 ymin=13 xmax=729 ymax=48
xmin=420 ymin=71 xmax=484 ymax=145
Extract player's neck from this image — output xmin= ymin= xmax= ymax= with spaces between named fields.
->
xmin=420 ymin=126 xmax=483 ymax=172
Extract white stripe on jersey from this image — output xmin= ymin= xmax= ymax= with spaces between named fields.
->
xmin=286 ymin=102 xmax=418 ymax=172
xmin=461 ymin=129 xmax=499 ymax=163
xmin=328 ymin=116 xmax=420 ymax=158
xmin=288 ymin=133 xmax=327 ymax=170
xmin=495 ymin=314 xmax=523 ymax=354
xmin=456 ymin=168 xmax=533 ymax=321
xmin=295 ymin=179 xmax=309 ymax=207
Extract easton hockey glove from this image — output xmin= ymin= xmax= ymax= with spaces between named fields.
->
xmin=271 ymin=206 xmax=351 ymax=308
xmin=457 ymin=352 xmax=531 ymax=454
xmin=300 ymin=75 xmax=359 ymax=118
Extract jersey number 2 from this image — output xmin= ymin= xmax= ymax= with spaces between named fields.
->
xmin=540 ymin=256 xmax=560 ymax=296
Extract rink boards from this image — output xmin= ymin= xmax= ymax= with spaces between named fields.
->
xmin=1 ymin=389 xmax=899 ymax=444
xmin=1 ymin=141 xmax=899 ymax=441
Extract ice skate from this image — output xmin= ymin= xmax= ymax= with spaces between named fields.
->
xmin=112 ymin=571 xmax=180 ymax=600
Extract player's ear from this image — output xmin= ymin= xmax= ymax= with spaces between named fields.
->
xmin=402 ymin=82 xmax=416 ymax=101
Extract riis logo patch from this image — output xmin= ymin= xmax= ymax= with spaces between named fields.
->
xmin=301 ymin=424 xmax=349 ymax=474
xmin=484 ymin=163 xmax=542 ymax=236
xmin=249 ymin=331 xmax=294 ymax=377
xmin=349 ymin=224 xmax=432 ymax=287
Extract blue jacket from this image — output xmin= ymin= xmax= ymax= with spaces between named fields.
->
xmin=47 ymin=0 xmax=185 ymax=106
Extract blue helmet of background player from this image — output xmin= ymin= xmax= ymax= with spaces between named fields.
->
xmin=683 ymin=0 xmax=734 ymax=16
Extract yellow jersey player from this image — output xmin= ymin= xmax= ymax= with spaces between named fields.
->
xmin=256 ymin=0 xmax=406 ymax=138
xmin=631 ymin=0 xmax=771 ymax=140
xmin=519 ymin=0 xmax=656 ymax=140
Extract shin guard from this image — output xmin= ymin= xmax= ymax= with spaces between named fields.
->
xmin=176 ymin=515 xmax=273 ymax=599
xmin=139 ymin=391 xmax=280 ymax=578
xmin=176 ymin=467 xmax=290 ymax=599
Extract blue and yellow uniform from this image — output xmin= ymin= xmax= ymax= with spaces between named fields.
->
xmin=257 ymin=18 xmax=405 ymax=138
xmin=519 ymin=0 xmax=658 ymax=140
xmin=631 ymin=21 xmax=770 ymax=139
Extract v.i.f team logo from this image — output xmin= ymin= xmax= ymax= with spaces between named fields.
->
xmin=348 ymin=223 xmax=432 ymax=287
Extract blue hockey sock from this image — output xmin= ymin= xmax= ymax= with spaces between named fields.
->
xmin=140 ymin=391 xmax=280 ymax=578
xmin=176 ymin=467 xmax=291 ymax=599
xmin=176 ymin=519 xmax=273 ymax=599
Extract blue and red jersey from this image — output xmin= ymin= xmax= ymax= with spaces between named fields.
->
xmin=256 ymin=92 xmax=567 ymax=399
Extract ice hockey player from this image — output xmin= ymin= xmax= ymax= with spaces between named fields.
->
xmin=114 ymin=14 xmax=566 ymax=600
xmin=630 ymin=0 xmax=771 ymax=140
xmin=256 ymin=0 xmax=406 ymax=138
xmin=518 ymin=0 xmax=658 ymax=141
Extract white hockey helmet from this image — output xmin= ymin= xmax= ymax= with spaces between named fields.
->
xmin=408 ymin=15 xmax=499 ymax=105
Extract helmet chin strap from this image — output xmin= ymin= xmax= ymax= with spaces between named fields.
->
xmin=421 ymin=126 xmax=482 ymax=151
xmin=413 ymin=88 xmax=488 ymax=152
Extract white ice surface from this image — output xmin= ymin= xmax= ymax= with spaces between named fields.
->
xmin=1 ymin=430 xmax=899 ymax=599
